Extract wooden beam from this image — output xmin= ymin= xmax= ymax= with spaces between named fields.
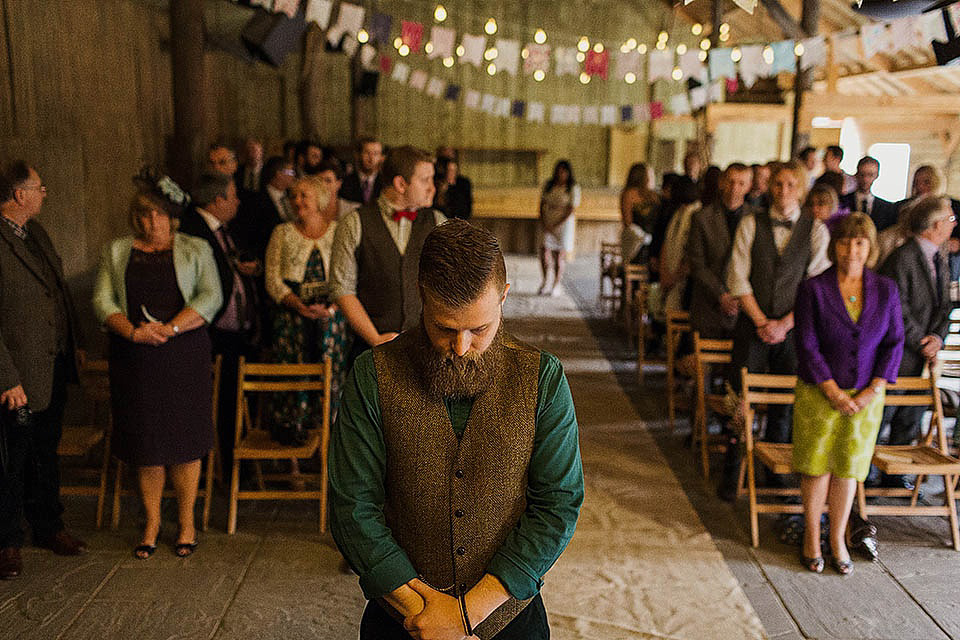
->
xmin=169 ymin=0 xmax=206 ymax=186
xmin=759 ymin=0 xmax=804 ymax=39
xmin=801 ymin=93 xmax=960 ymax=119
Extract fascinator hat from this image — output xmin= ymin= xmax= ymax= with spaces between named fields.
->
xmin=132 ymin=166 xmax=191 ymax=216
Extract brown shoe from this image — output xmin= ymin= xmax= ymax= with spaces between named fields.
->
xmin=37 ymin=530 xmax=87 ymax=556
xmin=0 ymin=547 xmax=22 ymax=579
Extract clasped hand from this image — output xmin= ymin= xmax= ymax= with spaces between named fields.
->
xmin=403 ymin=579 xmax=478 ymax=640
xmin=756 ymin=318 xmax=788 ymax=344
xmin=300 ymin=302 xmax=333 ymax=321
xmin=133 ymin=321 xmax=170 ymax=346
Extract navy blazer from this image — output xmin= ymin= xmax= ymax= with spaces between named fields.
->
xmin=794 ymin=266 xmax=904 ymax=389
xmin=839 ymin=192 xmax=898 ymax=232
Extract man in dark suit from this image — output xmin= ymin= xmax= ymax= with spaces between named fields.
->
xmin=0 ymin=162 xmax=87 ymax=579
xmin=340 ymin=137 xmax=384 ymax=206
xmin=878 ymin=194 xmax=955 ymax=489
xmin=840 ymin=156 xmax=898 ymax=232
xmin=180 ymin=174 xmax=259 ymax=477
xmin=232 ymin=156 xmax=294 ymax=261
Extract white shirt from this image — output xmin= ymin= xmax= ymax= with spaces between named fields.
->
xmin=267 ymin=185 xmax=293 ymax=222
xmin=264 ymin=221 xmax=337 ymax=303
xmin=196 ymin=207 xmax=225 ymax=233
xmin=726 ymin=205 xmax=832 ymax=299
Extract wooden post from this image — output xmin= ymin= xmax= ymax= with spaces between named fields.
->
xmin=790 ymin=0 xmax=820 ymax=157
xmin=169 ymin=0 xmax=206 ymax=187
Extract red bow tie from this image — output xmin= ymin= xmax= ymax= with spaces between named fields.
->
xmin=392 ymin=209 xmax=418 ymax=222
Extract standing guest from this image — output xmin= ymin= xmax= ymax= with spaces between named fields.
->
xmin=92 ymin=171 xmax=222 ymax=559
xmin=295 ymin=140 xmax=324 ymax=177
xmin=264 ymin=177 xmax=348 ymax=443
xmin=0 ymin=162 xmax=86 ymax=579
xmin=432 ymin=156 xmax=473 ymax=220
xmin=698 ymin=165 xmax=722 ymax=208
xmin=648 ymin=173 xmax=682 ymax=281
xmin=330 ymin=220 xmax=583 ymax=639
xmin=897 ymin=165 xmax=960 ymax=278
xmin=341 ymin=137 xmax=385 ymax=205
xmin=537 ymin=160 xmax=580 ymax=296
xmin=658 ymin=177 xmax=700 ymax=315
xmin=206 ymin=143 xmax=238 ymax=178
xmin=315 ymin=158 xmax=358 ymax=222
xmin=877 ymin=195 xmax=955 ymax=491
xmin=792 ymin=214 xmax=903 ymax=575
xmin=688 ymin=163 xmax=753 ymax=339
xmin=233 ymin=156 xmax=294 ymax=261
xmin=821 ymin=145 xmax=856 ymax=195
xmin=683 ymin=150 xmax=703 ymax=185
xmin=719 ymin=161 xmax=831 ymax=499
xmin=329 ymin=145 xmax=445 ymax=364
xmin=237 ymin=138 xmax=264 ymax=193
xmin=840 ymin=156 xmax=897 ymax=232
xmin=805 ymin=183 xmax=848 ymax=235
xmin=747 ymin=163 xmax=771 ymax=210
xmin=798 ymin=146 xmax=819 ymax=189
xmin=179 ymin=174 xmax=259 ymax=480
xmin=619 ymin=162 xmax=659 ymax=265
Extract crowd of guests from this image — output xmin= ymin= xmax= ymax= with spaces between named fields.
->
xmin=621 ymin=147 xmax=959 ymax=575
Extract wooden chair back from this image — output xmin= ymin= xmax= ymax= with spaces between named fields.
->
xmin=665 ymin=310 xmax=691 ymax=431
xmin=691 ymin=333 xmax=733 ymax=477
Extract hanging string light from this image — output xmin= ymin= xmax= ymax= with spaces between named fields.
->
xmin=357 ymin=29 xmax=369 ymax=44
xmin=579 ymin=72 xmax=591 ymax=84
xmin=533 ymin=69 xmax=545 ymax=81
xmin=534 ymin=29 xmax=547 ymax=44
xmin=484 ymin=18 xmax=497 ymax=35
xmin=577 ymin=37 xmax=590 ymax=53
xmin=434 ymin=5 xmax=447 ymax=22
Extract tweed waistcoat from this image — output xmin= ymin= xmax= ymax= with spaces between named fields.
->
xmin=355 ymin=203 xmax=436 ymax=334
xmin=372 ymin=330 xmax=541 ymax=639
xmin=750 ymin=209 xmax=813 ymax=319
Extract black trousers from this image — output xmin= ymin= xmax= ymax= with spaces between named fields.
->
xmin=0 ymin=355 xmax=69 ymax=547
xmin=360 ymin=595 xmax=549 ymax=640
xmin=210 ymin=328 xmax=258 ymax=476
xmin=731 ymin=319 xmax=797 ymax=444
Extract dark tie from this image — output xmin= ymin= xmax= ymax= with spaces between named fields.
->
xmin=362 ymin=177 xmax=374 ymax=203
xmin=392 ymin=209 xmax=418 ymax=222
xmin=772 ymin=218 xmax=793 ymax=231
xmin=860 ymin=197 xmax=869 ymax=214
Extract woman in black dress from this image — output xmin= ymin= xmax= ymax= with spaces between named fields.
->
xmin=92 ymin=172 xmax=222 ymax=559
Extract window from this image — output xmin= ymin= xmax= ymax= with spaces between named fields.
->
xmin=867 ymin=143 xmax=911 ymax=202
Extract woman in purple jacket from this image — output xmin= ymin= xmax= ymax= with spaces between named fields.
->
xmin=792 ymin=213 xmax=904 ymax=575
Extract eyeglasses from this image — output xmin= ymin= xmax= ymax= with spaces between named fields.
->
xmin=19 ymin=183 xmax=46 ymax=194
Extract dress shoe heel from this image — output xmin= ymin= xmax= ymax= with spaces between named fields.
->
xmin=831 ymin=558 xmax=854 ymax=576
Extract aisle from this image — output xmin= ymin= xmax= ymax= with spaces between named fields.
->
xmin=502 ymin=256 xmax=765 ymax=640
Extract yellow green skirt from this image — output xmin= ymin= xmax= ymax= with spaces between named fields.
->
xmin=791 ymin=381 xmax=885 ymax=481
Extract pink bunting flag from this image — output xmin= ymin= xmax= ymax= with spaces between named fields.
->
xmin=401 ymin=21 xmax=424 ymax=52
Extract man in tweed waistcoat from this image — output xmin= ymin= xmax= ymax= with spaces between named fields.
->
xmin=330 ymin=219 xmax=583 ymax=640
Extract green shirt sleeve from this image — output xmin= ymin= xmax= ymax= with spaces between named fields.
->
xmin=328 ymin=351 xmax=418 ymax=599
xmin=486 ymin=351 xmax=584 ymax=600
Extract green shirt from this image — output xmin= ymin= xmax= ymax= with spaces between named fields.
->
xmin=329 ymin=348 xmax=584 ymax=601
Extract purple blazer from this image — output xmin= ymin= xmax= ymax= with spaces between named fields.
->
xmin=794 ymin=266 xmax=904 ymax=389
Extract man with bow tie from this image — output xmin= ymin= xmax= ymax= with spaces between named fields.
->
xmin=329 ymin=146 xmax=446 ymax=364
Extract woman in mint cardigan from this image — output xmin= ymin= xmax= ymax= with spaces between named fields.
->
xmin=93 ymin=187 xmax=222 ymax=560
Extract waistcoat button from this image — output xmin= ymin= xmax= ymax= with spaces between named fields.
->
xmin=454 ymin=469 xmax=464 ymax=478
xmin=456 ymin=546 xmax=466 ymax=555
xmin=455 ymin=509 xmax=464 ymax=517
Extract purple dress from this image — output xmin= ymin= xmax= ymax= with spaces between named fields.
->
xmin=109 ymin=249 xmax=213 ymax=466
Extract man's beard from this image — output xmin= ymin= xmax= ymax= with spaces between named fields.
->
xmin=408 ymin=321 xmax=505 ymax=400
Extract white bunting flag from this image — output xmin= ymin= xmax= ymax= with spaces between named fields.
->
xmin=581 ymin=106 xmax=599 ymax=125
xmin=798 ymin=35 xmax=826 ymax=70
xmin=429 ymin=26 xmax=456 ymax=60
xmin=327 ymin=3 xmax=365 ymax=48
xmin=495 ymin=98 xmax=511 ymax=117
xmin=566 ymin=106 xmax=581 ymax=125
xmin=648 ymin=50 xmax=674 ymax=82
xmin=391 ymin=62 xmax=410 ymax=83
xmin=274 ymin=0 xmax=299 ymax=18
xmin=615 ymin=50 xmax=641 ymax=79
xmin=889 ymin=17 xmax=920 ymax=53
xmin=831 ymin=33 xmax=862 ymax=63
xmin=690 ymin=86 xmax=708 ymax=110
xmin=409 ymin=70 xmax=428 ymax=90
xmin=732 ymin=0 xmax=758 ymax=14
xmin=917 ymin=11 xmax=949 ymax=44
xmin=669 ymin=93 xmax=691 ymax=115
xmin=600 ymin=105 xmax=617 ymax=126
xmin=738 ymin=45 xmax=765 ymax=87
xmin=860 ymin=23 xmax=891 ymax=59
xmin=527 ymin=102 xmax=545 ymax=123
xmin=426 ymin=77 xmax=445 ymax=97
xmin=708 ymin=80 xmax=725 ymax=103
xmin=524 ymin=44 xmax=551 ymax=74
xmin=550 ymin=104 xmax=566 ymax=124
xmin=480 ymin=93 xmax=497 ymax=114
xmin=679 ymin=50 xmax=706 ymax=83
xmin=306 ymin=0 xmax=333 ymax=28
xmin=464 ymin=90 xmax=481 ymax=110
xmin=496 ymin=39 xmax=521 ymax=76
xmin=460 ymin=34 xmax=486 ymax=67
xmin=360 ymin=44 xmax=377 ymax=70
xmin=554 ymin=47 xmax=580 ymax=76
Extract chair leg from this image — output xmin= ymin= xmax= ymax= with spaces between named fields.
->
xmin=747 ymin=454 xmax=759 ymax=548
xmin=111 ymin=459 xmax=123 ymax=530
xmin=227 ymin=459 xmax=240 ymax=535
xmin=911 ymin=474 xmax=925 ymax=507
xmin=254 ymin=461 xmax=265 ymax=491
xmin=944 ymin=473 xmax=960 ymax=551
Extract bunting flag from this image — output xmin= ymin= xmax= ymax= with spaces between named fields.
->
xmin=831 ymin=33 xmax=862 ymax=62
xmin=582 ymin=106 xmax=599 ymax=124
xmin=426 ymin=76 xmax=445 ymax=97
xmin=633 ymin=103 xmax=650 ymax=122
xmin=495 ymin=98 xmax=511 ymax=117
xmin=274 ymin=0 xmax=299 ymax=18
xmin=860 ymin=23 xmax=891 ymax=59
xmin=379 ymin=55 xmax=392 ymax=73
xmin=738 ymin=45 xmax=765 ymax=87
xmin=620 ymin=105 xmax=633 ymax=123
xmin=679 ymin=50 xmax=706 ymax=83
xmin=429 ymin=26 xmax=455 ymax=59
xmin=460 ymin=33 xmax=486 ymax=67
xmin=799 ymin=35 xmax=826 ymax=70
xmin=444 ymin=84 xmax=461 ymax=101
xmin=409 ymin=70 xmax=428 ymax=90
xmin=585 ymin=50 xmax=610 ymax=79
xmin=709 ymin=48 xmax=736 ymax=80
xmin=615 ymin=50 xmax=641 ymax=79
xmin=359 ymin=44 xmax=377 ymax=69
xmin=732 ymin=0 xmax=758 ymax=14
xmin=554 ymin=47 xmax=580 ymax=76
xmin=550 ymin=104 xmax=565 ymax=124
xmin=305 ymin=0 xmax=333 ymax=28
xmin=889 ymin=16 xmax=920 ymax=53
xmin=391 ymin=61 xmax=410 ymax=82
xmin=648 ymin=50 xmax=674 ymax=82
xmin=600 ymin=105 xmax=617 ymax=125
xmin=669 ymin=93 xmax=691 ymax=115
xmin=709 ymin=80 xmax=725 ymax=102
xmin=524 ymin=44 xmax=551 ymax=74
xmin=401 ymin=20 xmax=424 ymax=52
xmin=649 ymin=101 xmax=664 ymax=119
xmin=690 ymin=86 xmax=708 ymax=110
xmin=726 ymin=77 xmax=740 ymax=93
xmin=566 ymin=106 xmax=582 ymax=125
xmin=497 ymin=39 xmax=521 ymax=75
xmin=919 ymin=10 xmax=949 ymax=43
xmin=769 ymin=40 xmax=796 ymax=73
xmin=370 ymin=13 xmax=392 ymax=45
xmin=327 ymin=3 xmax=364 ymax=47
xmin=464 ymin=89 xmax=481 ymax=109
xmin=511 ymin=100 xmax=526 ymax=118
xmin=950 ymin=4 xmax=960 ymax=33
xmin=527 ymin=102 xmax=545 ymax=123
xmin=481 ymin=93 xmax=496 ymax=113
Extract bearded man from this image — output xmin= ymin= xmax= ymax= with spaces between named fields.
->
xmin=330 ymin=219 xmax=583 ymax=640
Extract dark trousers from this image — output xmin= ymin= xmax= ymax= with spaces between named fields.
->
xmin=210 ymin=328 xmax=258 ymax=477
xmin=731 ymin=318 xmax=797 ymax=444
xmin=360 ymin=595 xmax=549 ymax=640
xmin=0 ymin=355 xmax=68 ymax=547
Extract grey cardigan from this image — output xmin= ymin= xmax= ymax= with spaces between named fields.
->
xmin=92 ymin=233 xmax=223 ymax=325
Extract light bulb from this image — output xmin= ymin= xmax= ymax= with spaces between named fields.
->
xmin=424 ymin=42 xmax=434 ymax=54
xmin=534 ymin=29 xmax=547 ymax=44
xmin=534 ymin=69 xmax=545 ymax=81
xmin=700 ymin=38 xmax=711 ymax=50
xmin=485 ymin=18 xmax=497 ymax=35
xmin=794 ymin=42 xmax=805 ymax=56
xmin=576 ymin=51 xmax=586 ymax=62
xmin=456 ymin=44 xmax=465 ymax=56
xmin=692 ymin=23 xmax=703 ymax=36
xmin=677 ymin=44 xmax=687 ymax=55
xmin=578 ymin=37 xmax=590 ymax=52
xmin=579 ymin=72 xmax=590 ymax=84
xmin=637 ymin=44 xmax=647 ymax=54
xmin=357 ymin=29 xmax=369 ymax=44
xmin=398 ymin=44 xmax=410 ymax=57
xmin=484 ymin=48 xmax=498 ymax=60
xmin=443 ymin=56 xmax=454 ymax=67
xmin=672 ymin=67 xmax=683 ymax=81
xmin=593 ymin=43 xmax=604 ymax=53
xmin=625 ymin=72 xmax=637 ymax=84
xmin=731 ymin=47 xmax=742 ymax=62
xmin=487 ymin=62 xmax=497 ymax=75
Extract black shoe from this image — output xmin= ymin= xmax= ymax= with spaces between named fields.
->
xmin=849 ymin=513 xmax=879 ymax=561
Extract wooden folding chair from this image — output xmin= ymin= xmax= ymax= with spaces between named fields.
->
xmin=598 ymin=241 xmax=622 ymax=316
xmin=227 ymin=357 xmax=332 ymax=535
xmin=624 ymin=263 xmax=647 ymax=338
xmin=58 ymin=359 xmax=111 ymax=528
xmin=862 ymin=375 xmax=960 ymax=551
xmin=691 ymin=332 xmax=733 ymax=478
xmin=111 ymin=356 xmax=221 ymax=532
xmin=665 ymin=310 xmax=691 ymax=432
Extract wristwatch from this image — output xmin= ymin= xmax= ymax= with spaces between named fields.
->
xmin=171 ymin=324 xmax=180 ymax=335
xmin=872 ymin=384 xmax=883 ymax=394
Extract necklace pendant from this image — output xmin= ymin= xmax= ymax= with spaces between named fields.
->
xmin=848 ymin=295 xmax=857 ymax=303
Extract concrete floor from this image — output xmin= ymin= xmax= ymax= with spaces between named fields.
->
xmin=2 ymin=254 xmax=959 ymax=640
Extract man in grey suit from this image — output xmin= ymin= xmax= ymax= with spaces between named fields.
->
xmin=0 ymin=162 xmax=86 ymax=579
xmin=688 ymin=162 xmax=753 ymax=339
xmin=839 ymin=156 xmax=898 ymax=232
xmin=878 ymin=194 xmax=955 ymax=489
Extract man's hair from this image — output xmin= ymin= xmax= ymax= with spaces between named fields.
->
xmin=419 ymin=220 xmax=507 ymax=308
xmin=857 ymin=156 xmax=880 ymax=171
xmin=262 ymin=155 xmax=288 ymax=185
xmin=825 ymin=145 xmax=843 ymax=160
xmin=192 ymin=173 xmax=233 ymax=207
xmin=807 ymin=182 xmax=839 ymax=213
xmin=798 ymin=146 xmax=817 ymax=161
xmin=0 ymin=161 xmax=33 ymax=204
xmin=356 ymin=136 xmax=381 ymax=154
xmin=906 ymin=194 xmax=950 ymax=235
xmin=913 ymin=165 xmax=943 ymax=193
xmin=317 ymin=157 xmax=344 ymax=181
xmin=774 ymin=160 xmax=810 ymax=201
xmin=295 ymin=139 xmax=321 ymax=160
xmin=724 ymin=162 xmax=750 ymax=178
xmin=382 ymin=145 xmax=433 ymax=185
xmin=207 ymin=142 xmax=234 ymax=157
